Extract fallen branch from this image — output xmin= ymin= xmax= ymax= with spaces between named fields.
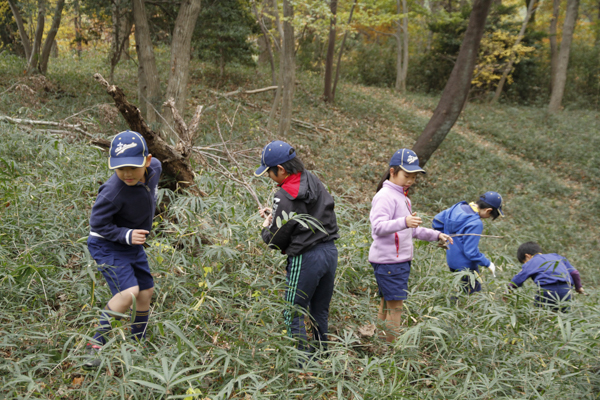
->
xmin=93 ymin=73 xmax=205 ymax=196
xmin=218 ymin=86 xmax=278 ymax=98
xmin=0 ymin=115 xmax=111 ymax=148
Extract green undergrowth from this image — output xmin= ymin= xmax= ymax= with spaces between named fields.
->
xmin=1 ymin=51 xmax=600 ymax=398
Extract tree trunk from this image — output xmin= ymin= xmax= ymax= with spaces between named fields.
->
xmin=133 ymin=0 xmax=161 ymax=124
xmin=491 ymin=0 xmax=535 ymax=103
xmin=323 ymin=0 xmax=338 ymax=102
xmin=28 ymin=0 xmax=45 ymax=74
xmin=278 ymin=0 xmax=295 ymax=136
xmin=7 ymin=0 xmax=32 ymax=60
xmin=163 ymin=0 xmax=202 ymax=139
xmin=272 ymin=0 xmax=283 ymax=51
xmin=332 ymin=0 xmax=357 ymax=99
xmin=549 ymin=0 xmax=560 ymax=93
xmin=548 ymin=0 xmax=579 ymax=112
xmin=39 ymin=0 xmax=65 ymax=75
xmin=401 ymin=0 xmax=409 ymax=93
xmin=74 ymin=0 xmax=82 ymax=58
xmin=110 ymin=0 xmax=133 ymax=81
xmin=395 ymin=31 xmax=403 ymax=92
xmin=254 ymin=2 xmax=276 ymax=85
xmin=412 ymin=0 xmax=493 ymax=166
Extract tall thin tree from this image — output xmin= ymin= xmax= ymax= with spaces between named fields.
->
xmin=323 ymin=0 xmax=338 ymax=102
xmin=412 ymin=0 xmax=493 ymax=166
xmin=278 ymin=0 xmax=295 ymax=136
xmin=548 ymin=0 xmax=579 ymax=112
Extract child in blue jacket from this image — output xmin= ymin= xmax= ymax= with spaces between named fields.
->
xmin=508 ymin=241 xmax=584 ymax=310
xmin=432 ymin=192 xmax=503 ymax=293
xmin=84 ymin=131 xmax=162 ymax=369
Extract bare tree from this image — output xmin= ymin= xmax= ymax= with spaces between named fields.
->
xmin=549 ymin=0 xmax=579 ymax=112
xmin=323 ymin=0 xmax=338 ymax=102
xmin=331 ymin=0 xmax=358 ymax=99
xmin=491 ymin=0 xmax=536 ymax=103
xmin=412 ymin=0 xmax=493 ymax=166
xmin=278 ymin=0 xmax=295 ymax=136
xmin=133 ymin=0 xmax=162 ymax=124
xmin=133 ymin=0 xmax=202 ymax=136
xmin=267 ymin=0 xmax=284 ymax=132
xmin=395 ymin=0 xmax=409 ymax=93
xmin=162 ymin=0 xmax=202 ymax=131
xmin=549 ymin=0 xmax=560 ymax=92
xmin=7 ymin=0 xmax=32 ymax=59
xmin=252 ymin=1 xmax=276 ymax=85
xmin=9 ymin=0 xmax=65 ymax=74
xmin=38 ymin=0 xmax=65 ymax=74
xmin=109 ymin=0 xmax=133 ymax=82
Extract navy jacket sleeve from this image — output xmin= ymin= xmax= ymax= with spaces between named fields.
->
xmin=89 ymin=193 xmax=133 ymax=245
xmin=563 ymin=257 xmax=582 ymax=290
xmin=261 ymin=193 xmax=295 ymax=253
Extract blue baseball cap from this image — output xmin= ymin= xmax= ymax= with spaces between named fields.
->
xmin=389 ymin=149 xmax=425 ymax=174
xmin=480 ymin=191 xmax=504 ymax=216
xmin=254 ymin=141 xmax=296 ymax=176
xmin=108 ymin=130 xmax=149 ymax=169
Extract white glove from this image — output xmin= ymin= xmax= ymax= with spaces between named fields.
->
xmin=488 ymin=262 xmax=496 ymax=277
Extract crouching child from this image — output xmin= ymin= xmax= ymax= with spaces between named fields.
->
xmin=508 ymin=241 xmax=584 ymax=311
xmin=84 ymin=131 xmax=162 ymax=369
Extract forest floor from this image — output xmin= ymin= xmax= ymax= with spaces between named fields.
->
xmin=1 ymin=51 xmax=600 ymax=399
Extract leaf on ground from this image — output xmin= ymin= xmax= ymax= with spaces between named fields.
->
xmin=357 ymin=324 xmax=376 ymax=338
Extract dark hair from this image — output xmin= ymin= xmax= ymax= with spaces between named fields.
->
xmin=475 ymin=199 xmax=500 ymax=220
xmin=267 ymin=148 xmax=305 ymax=177
xmin=517 ymin=241 xmax=543 ymax=263
xmin=376 ymin=166 xmax=402 ymax=192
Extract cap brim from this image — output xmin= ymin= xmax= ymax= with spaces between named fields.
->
xmin=254 ymin=165 xmax=269 ymax=177
xmin=498 ymin=208 xmax=504 ymax=217
xmin=109 ymin=156 xmax=147 ymax=169
xmin=399 ymin=165 xmax=426 ymax=174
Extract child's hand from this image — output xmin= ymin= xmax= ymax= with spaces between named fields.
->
xmin=131 ymin=229 xmax=149 ymax=245
xmin=259 ymin=207 xmax=272 ymax=218
xmin=262 ymin=214 xmax=273 ymax=228
xmin=438 ymin=233 xmax=453 ymax=245
xmin=577 ymin=287 xmax=586 ymax=295
xmin=405 ymin=212 xmax=422 ymax=228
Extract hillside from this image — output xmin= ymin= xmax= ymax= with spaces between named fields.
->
xmin=1 ymin=51 xmax=599 ymax=398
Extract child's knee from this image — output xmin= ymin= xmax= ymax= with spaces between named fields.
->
xmin=121 ymin=286 xmax=140 ymax=302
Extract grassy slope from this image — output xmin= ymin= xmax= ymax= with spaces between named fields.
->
xmin=1 ymin=51 xmax=600 ymax=399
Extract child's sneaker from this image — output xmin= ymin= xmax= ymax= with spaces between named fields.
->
xmin=83 ymin=343 xmax=102 ymax=370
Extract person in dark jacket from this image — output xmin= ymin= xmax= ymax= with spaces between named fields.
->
xmin=84 ymin=131 xmax=162 ymax=369
xmin=255 ymin=141 xmax=339 ymax=357
xmin=508 ymin=241 xmax=584 ymax=311
xmin=432 ymin=192 xmax=502 ymax=294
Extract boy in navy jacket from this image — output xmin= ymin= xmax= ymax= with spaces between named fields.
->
xmin=255 ymin=141 xmax=339 ymax=359
xmin=84 ymin=131 xmax=162 ymax=369
xmin=508 ymin=241 xmax=584 ymax=310
xmin=432 ymin=192 xmax=502 ymax=293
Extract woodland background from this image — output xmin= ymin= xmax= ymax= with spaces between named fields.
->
xmin=1 ymin=0 xmax=600 ymax=399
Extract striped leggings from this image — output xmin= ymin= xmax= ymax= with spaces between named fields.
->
xmin=284 ymin=241 xmax=338 ymax=352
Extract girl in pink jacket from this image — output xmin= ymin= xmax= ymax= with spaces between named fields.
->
xmin=369 ymin=149 xmax=452 ymax=342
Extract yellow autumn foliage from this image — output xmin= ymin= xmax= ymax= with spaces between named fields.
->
xmin=472 ymin=30 xmax=535 ymax=89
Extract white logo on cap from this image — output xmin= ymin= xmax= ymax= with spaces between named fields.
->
xmin=115 ymin=142 xmax=137 ymax=155
xmin=407 ymin=155 xmax=418 ymax=164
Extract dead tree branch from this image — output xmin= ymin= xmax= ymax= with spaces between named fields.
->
xmin=93 ymin=73 xmax=205 ymax=196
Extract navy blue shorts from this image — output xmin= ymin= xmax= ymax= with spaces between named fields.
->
xmin=87 ymin=237 xmax=154 ymax=296
xmin=536 ymin=283 xmax=572 ymax=312
xmin=371 ymin=261 xmax=411 ymax=301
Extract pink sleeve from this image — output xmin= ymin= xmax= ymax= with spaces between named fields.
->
xmin=412 ymin=226 xmax=441 ymax=242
